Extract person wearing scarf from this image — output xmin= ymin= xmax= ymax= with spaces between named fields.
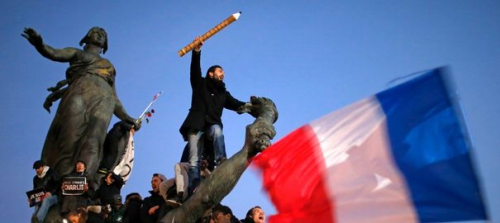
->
xmin=31 ymin=160 xmax=60 ymax=223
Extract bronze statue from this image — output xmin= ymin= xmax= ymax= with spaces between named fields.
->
xmin=160 ymin=96 xmax=278 ymax=223
xmin=22 ymin=27 xmax=139 ymax=187
xmin=23 ymin=27 xmax=277 ymax=223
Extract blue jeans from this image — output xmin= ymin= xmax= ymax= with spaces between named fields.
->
xmin=33 ymin=194 xmax=58 ymax=222
xmin=187 ymin=124 xmax=226 ymax=192
xmin=207 ymin=124 xmax=226 ymax=162
xmin=187 ymin=131 xmax=202 ymax=193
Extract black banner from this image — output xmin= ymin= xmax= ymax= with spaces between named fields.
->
xmin=26 ymin=187 xmax=46 ymax=207
xmin=62 ymin=177 xmax=86 ymax=195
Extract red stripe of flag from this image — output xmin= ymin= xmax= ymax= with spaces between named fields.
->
xmin=252 ymin=125 xmax=336 ymax=223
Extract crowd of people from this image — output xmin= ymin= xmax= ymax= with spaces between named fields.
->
xmin=29 ymin=160 xmax=266 ymax=223
xmin=26 ymin=27 xmax=265 ymax=223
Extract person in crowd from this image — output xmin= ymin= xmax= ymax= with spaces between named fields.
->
xmin=198 ymin=206 xmax=215 ymax=223
xmin=87 ymin=171 xmax=125 ymax=222
xmin=211 ymin=204 xmax=239 ymax=223
xmin=94 ymin=172 xmax=124 ymax=206
xmin=60 ymin=160 xmax=95 ymax=216
xmin=162 ymin=159 xmax=212 ymax=208
xmin=64 ymin=207 xmax=88 ymax=223
xmin=140 ymin=173 xmax=167 ymax=223
xmin=30 ymin=160 xmax=60 ymax=223
xmin=158 ymin=174 xmax=177 ymax=207
xmin=240 ymin=206 xmax=265 ymax=223
xmin=122 ymin=192 xmax=142 ymax=223
xmin=98 ymin=121 xmax=135 ymax=175
xmin=106 ymin=194 xmax=126 ymax=223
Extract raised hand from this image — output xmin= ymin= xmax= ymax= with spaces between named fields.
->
xmin=22 ymin=27 xmax=43 ymax=47
xmin=194 ymin=36 xmax=204 ymax=52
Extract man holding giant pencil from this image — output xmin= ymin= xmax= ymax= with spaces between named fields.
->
xmin=179 ymin=38 xmax=247 ymax=196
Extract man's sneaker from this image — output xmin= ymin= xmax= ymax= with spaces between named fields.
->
xmin=166 ymin=193 xmax=184 ymax=208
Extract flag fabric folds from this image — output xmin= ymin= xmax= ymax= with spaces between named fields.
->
xmin=113 ymin=132 xmax=135 ymax=183
xmin=252 ymin=68 xmax=488 ymax=223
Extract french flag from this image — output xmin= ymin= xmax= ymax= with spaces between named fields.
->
xmin=252 ymin=68 xmax=488 ymax=223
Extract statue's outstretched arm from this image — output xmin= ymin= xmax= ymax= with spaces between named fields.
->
xmin=160 ymin=96 xmax=278 ymax=223
xmin=22 ymin=27 xmax=77 ymax=62
xmin=112 ymin=85 xmax=140 ymax=130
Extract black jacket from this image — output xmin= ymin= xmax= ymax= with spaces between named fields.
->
xmin=140 ymin=191 xmax=165 ymax=223
xmin=100 ymin=121 xmax=133 ymax=170
xmin=33 ymin=167 xmax=60 ymax=195
xmin=179 ymin=50 xmax=244 ymax=140
xmin=123 ymin=193 xmax=143 ymax=223
xmin=93 ymin=172 xmax=124 ymax=206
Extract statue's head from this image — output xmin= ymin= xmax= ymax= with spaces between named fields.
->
xmin=79 ymin=26 xmax=108 ymax=54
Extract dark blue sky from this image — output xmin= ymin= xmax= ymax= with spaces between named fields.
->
xmin=1 ymin=1 xmax=499 ymax=222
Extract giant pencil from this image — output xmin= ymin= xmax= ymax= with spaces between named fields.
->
xmin=178 ymin=11 xmax=242 ymax=57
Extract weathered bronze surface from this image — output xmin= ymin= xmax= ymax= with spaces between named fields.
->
xmin=22 ymin=26 xmax=138 ymax=191
xmin=24 ymin=27 xmax=277 ymax=223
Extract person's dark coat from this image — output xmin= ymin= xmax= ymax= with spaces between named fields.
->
xmin=33 ymin=167 xmax=60 ymax=194
xmin=99 ymin=121 xmax=133 ymax=171
xmin=140 ymin=191 xmax=165 ymax=223
xmin=123 ymin=193 xmax=142 ymax=223
xmin=60 ymin=171 xmax=95 ymax=214
xmin=107 ymin=204 xmax=126 ymax=223
xmin=179 ymin=50 xmax=245 ymax=140
xmin=93 ymin=172 xmax=124 ymax=206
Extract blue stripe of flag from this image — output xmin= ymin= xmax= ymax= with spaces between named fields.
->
xmin=376 ymin=68 xmax=488 ymax=222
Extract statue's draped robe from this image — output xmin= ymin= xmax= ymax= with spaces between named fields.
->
xmin=42 ymin=52 xmax=117 ymax=179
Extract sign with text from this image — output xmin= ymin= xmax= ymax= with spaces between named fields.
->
xmin=26 ymin=187 xmax=46 ymax=207
xmin=62 ymin=177 xmax=86 ymax=195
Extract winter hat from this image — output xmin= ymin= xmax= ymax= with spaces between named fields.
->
xmin=33 ymin=160 xmax=44 ymax=169
xmin=153 ymin=173 xmax=167 ymax=182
